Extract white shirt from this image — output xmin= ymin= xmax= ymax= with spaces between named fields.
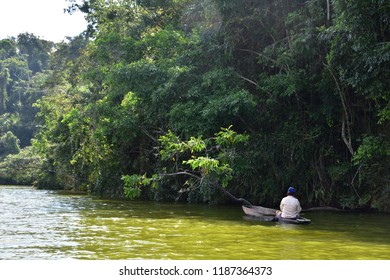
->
xmin=280 ymin=195 xmax=302 ymax=218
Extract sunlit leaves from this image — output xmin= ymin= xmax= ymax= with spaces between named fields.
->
xmin=123 ymin=126 xmax=247 ymax=199
xmin=122 ymin=174 xmax=150 ymax=199
xmin=214 ymin=125 xmax=249 ymax=146
xmin=0 ymin=131 xmax=20 ymax=157
xmin=159 ymin=130 xmax=206 ymax=160
xmin=121 ymin=91 xmax=139 ymax=110
xmin=122 ymin=173 xmax=160 ymax=199
xmin=0 ymin=146 xmax=43 ymax=184
xmin=158 ymin=126 xmax=247 ymax=188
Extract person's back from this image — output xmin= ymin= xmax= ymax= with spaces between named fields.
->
xmin=280 ymin=187 xmax=301 ymax=219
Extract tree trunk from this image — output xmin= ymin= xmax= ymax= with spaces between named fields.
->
xmin=325 ymin=64 xmax=354 ymax=156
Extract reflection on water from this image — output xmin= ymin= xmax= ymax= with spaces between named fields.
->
xmin=0 ymin=185 xmax=389 ymax=259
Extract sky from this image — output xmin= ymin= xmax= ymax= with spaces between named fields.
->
xmin=0 ymin=0 xmax=88 ymax=42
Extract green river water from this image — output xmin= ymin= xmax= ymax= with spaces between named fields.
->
xmin=0 ymin=185 xmax=389 ymax=260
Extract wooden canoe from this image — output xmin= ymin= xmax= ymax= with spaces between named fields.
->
xmin=242 ymin=205 xmax=311 ymax=224
xmin=242 ymin=205 xmax=277 ymax=216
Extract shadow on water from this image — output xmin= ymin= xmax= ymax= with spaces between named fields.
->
xmin=60 ymin=191 xmax=390 ymax=246
xmin=300 ymin=211 xmax=390 ymax=243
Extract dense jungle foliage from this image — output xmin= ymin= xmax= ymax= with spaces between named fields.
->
xmin=0 ymin=0 xmax=389 ymax=211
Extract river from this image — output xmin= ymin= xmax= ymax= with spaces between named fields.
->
xmin=0 ymin=185 xmax=389 ymax=260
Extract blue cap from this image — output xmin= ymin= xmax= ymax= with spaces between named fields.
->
xmin=288 ymin=187 xmax=296 ymax=194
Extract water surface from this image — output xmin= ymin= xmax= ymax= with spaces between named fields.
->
xmin=0 ymin=185 xmax=389 ymax=259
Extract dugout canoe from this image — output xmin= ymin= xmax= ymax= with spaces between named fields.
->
xmin=242 ymin=205 xmax=277 ymax=216
xmin=242 ymin=205 xmax=311 ymax=225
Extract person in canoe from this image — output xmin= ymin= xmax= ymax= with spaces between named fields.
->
xmin=276 ymin=187 xmax=302 ymax=219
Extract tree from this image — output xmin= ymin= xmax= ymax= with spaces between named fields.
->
xmin=122 ymin=126 xmax=250 ymax=203
xmin=17 ymin=33 xmax=53 ymax=74
xmin=324 ymin=0 xmax=390 ymax=209
xmin=0 ymin=146 xmax=42 ymax=184
xmin=0 ymin=65 xmax=9 ymax=112
xmin=27 ymin=0 xmax=389 ymax=212
xmin=0 ymin=35 xmax=55 ymax=183
xmin=0 ymin=131 xmax=20 ymax=158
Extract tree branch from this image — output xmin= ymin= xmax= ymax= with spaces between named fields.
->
xmin=324 ymin=63 xmax=354 ymax=155
xmin=238 ymin=75 xmax=258 ymax=87
xmin=157 ymin=171 xmax=253 ymax=206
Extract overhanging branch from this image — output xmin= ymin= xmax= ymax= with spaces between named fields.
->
xmin=157 ymin=170 xmax=253 ymax=206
